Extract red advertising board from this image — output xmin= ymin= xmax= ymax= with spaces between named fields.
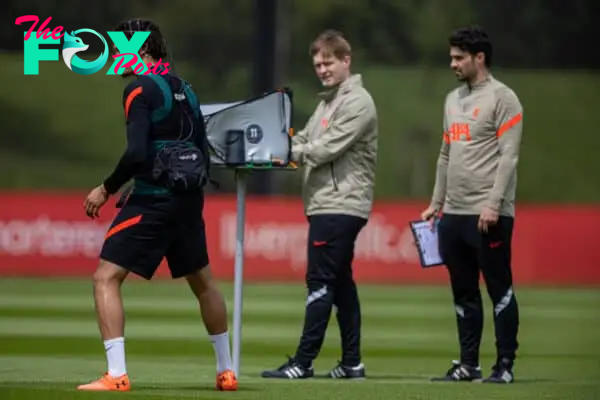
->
xmin=0 ymin=192 xmax=598 ymax=286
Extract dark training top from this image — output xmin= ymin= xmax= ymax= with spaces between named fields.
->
xmin=102 ymin=67 xmax=210 ymax=195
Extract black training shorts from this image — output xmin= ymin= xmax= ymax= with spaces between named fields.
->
xmin=99 ymin=192 xmax=209 ymax=280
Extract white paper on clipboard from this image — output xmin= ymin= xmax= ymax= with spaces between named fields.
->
xmin=409 ymin=219 xmax=444 ymax=268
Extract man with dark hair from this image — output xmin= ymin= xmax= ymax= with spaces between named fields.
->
xmin=78 ymin=18 xmax=237 ymax=392
xmin=261 ymin=29 xmax=378 ymax=380
xmin=421 ymin=25 xmax=523 ymax=384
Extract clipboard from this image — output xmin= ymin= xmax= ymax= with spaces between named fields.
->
xmin=409 ymin=219 xmax=444 ymax=268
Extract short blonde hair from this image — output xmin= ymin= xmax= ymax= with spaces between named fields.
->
xmin=309 ymin=29 xmax=351 ymax=59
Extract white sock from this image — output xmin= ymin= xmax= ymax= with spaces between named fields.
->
xmin=210 ymin=332 xmax=233 ymax=373
xmin=104 ymin=337 xmax=127 ymax=377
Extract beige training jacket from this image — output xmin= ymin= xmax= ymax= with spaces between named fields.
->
xmin=291 ymin=74 xmax=378 ymax=220
xmin=429 ymin=75 xmax=524 ymax=217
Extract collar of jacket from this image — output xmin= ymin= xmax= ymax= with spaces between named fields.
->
xmin=318 ymin=74 xmax=363 ymax=102
xmin=467 ymin=73 xmax=493 ymax=92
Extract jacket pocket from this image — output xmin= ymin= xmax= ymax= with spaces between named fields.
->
xmin=330 ymin=162 xmax=339 ymax=191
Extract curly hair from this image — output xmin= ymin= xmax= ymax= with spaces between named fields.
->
xmin=113 ymin=18 xmax=168 ymax=60
xmin=449 ymin=25 xmax=493 ymax=67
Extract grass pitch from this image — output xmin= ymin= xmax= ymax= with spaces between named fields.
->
xmin=0 ymin=278 xmax=598 ymax=399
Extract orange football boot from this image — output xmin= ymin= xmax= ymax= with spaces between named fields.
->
xmin=77 ymin=373 xmax=131 ymax=391
xmin=216 ymin=369 xmax=238 ymax=391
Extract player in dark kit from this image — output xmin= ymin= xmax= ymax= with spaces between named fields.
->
xmin=79 ymin=18 xmax=237 ymax=392
xmin=421 ymin=25 xmax=523 ymax=384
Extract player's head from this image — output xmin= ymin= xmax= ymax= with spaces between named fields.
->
xmin=448 ymin=25 xmax=492 ymax=83
xmin=113 ymin=18 xmax=168 ymax=77
xmin=309 ymin=30 xmax=352 ymax=88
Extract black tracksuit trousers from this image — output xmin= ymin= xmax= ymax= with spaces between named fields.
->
xmin=437 ymin=213 xmax=520 ymax=368
xmin=294 ymin=214 xmax=367 ymax=368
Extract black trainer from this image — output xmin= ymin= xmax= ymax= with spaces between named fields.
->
xmin=261 ymin=356 xmax=315 ymax=380
xmin=431 ymin=360 xmax=482 ymax=382
xmin=483 ymin=358 xmax=514 ymax=384
xmin=326 ymin=362 xmax=366 ymax=379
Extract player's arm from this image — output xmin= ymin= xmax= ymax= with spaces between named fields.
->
xmin=102 ymin=80 xmax=153 ymax=195
xmin=292 ymin=94 xmax=375 ymax=167
xmin=487 ymin=87 xmax=524 ymax=211
xmin=428 ymin=102 xmax=451 ymax=212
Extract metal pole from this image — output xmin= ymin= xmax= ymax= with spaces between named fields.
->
xmin=232 ymin=169 xmax=247 ymax=377
xmin=251 ymin=0 xmax=276 ymax=195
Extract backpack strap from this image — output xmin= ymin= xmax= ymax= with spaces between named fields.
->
xmin=145 ymin=74 xmax=173 ymax=123
xmin=146 ymin=74 xmax=200 ymax=123
xmin=182 ymin=81 xmax=200 ymax=119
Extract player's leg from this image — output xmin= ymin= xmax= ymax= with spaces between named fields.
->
xmin=92 ymin=260 xmax=130 ymax=377
xmin=328 ymin=215 xmax=367 ymax=379
xmin=432 ymin=213 xmax=483 ymax=382
xmin=184 ymin=267 xmax=236 ymax=390
xmin=165 ymin=195 xmax=237 ymax=391
xmin=478 ymin=216 xmax=519 ymax=383
xmin=78 ymin=196 xmax=170 ymax=391
xmin=261 ymin=214 xmax=342 ymax=379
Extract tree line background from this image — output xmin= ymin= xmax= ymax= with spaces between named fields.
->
xmin=1 ymin=0 xmax=598 ymax=202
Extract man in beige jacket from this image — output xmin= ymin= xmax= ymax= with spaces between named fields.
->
xmin=261 ymin=29 xmax=378 ymax=381
xmin=421 ymin=26 xmax=523 ymax=384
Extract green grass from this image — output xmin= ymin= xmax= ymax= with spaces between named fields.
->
xmin=2 ymin=52 xmax=600 ymax=201
xmin=0 ymin=278 xmax=599 ymax=399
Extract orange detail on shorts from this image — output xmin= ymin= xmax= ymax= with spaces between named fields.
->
xmin=124 ymin=87 xmax=143 ymax=119
xmin=105 ymin=215 xmax=142 ymax=240
xmin=497 ymin=113 xmax=522 ymax=137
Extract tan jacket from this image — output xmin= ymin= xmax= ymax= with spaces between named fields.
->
xmin=291 ymin=74 xmax=378 ymax=220
xmin=429 ymin=75 xmax=523 ymax=217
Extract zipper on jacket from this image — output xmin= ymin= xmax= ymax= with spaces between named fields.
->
xmin=330 ymin=162 xmax=339 ymax=191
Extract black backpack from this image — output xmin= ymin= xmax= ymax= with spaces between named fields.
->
xmin=146 ymin=73 xmax=209 ymax=194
